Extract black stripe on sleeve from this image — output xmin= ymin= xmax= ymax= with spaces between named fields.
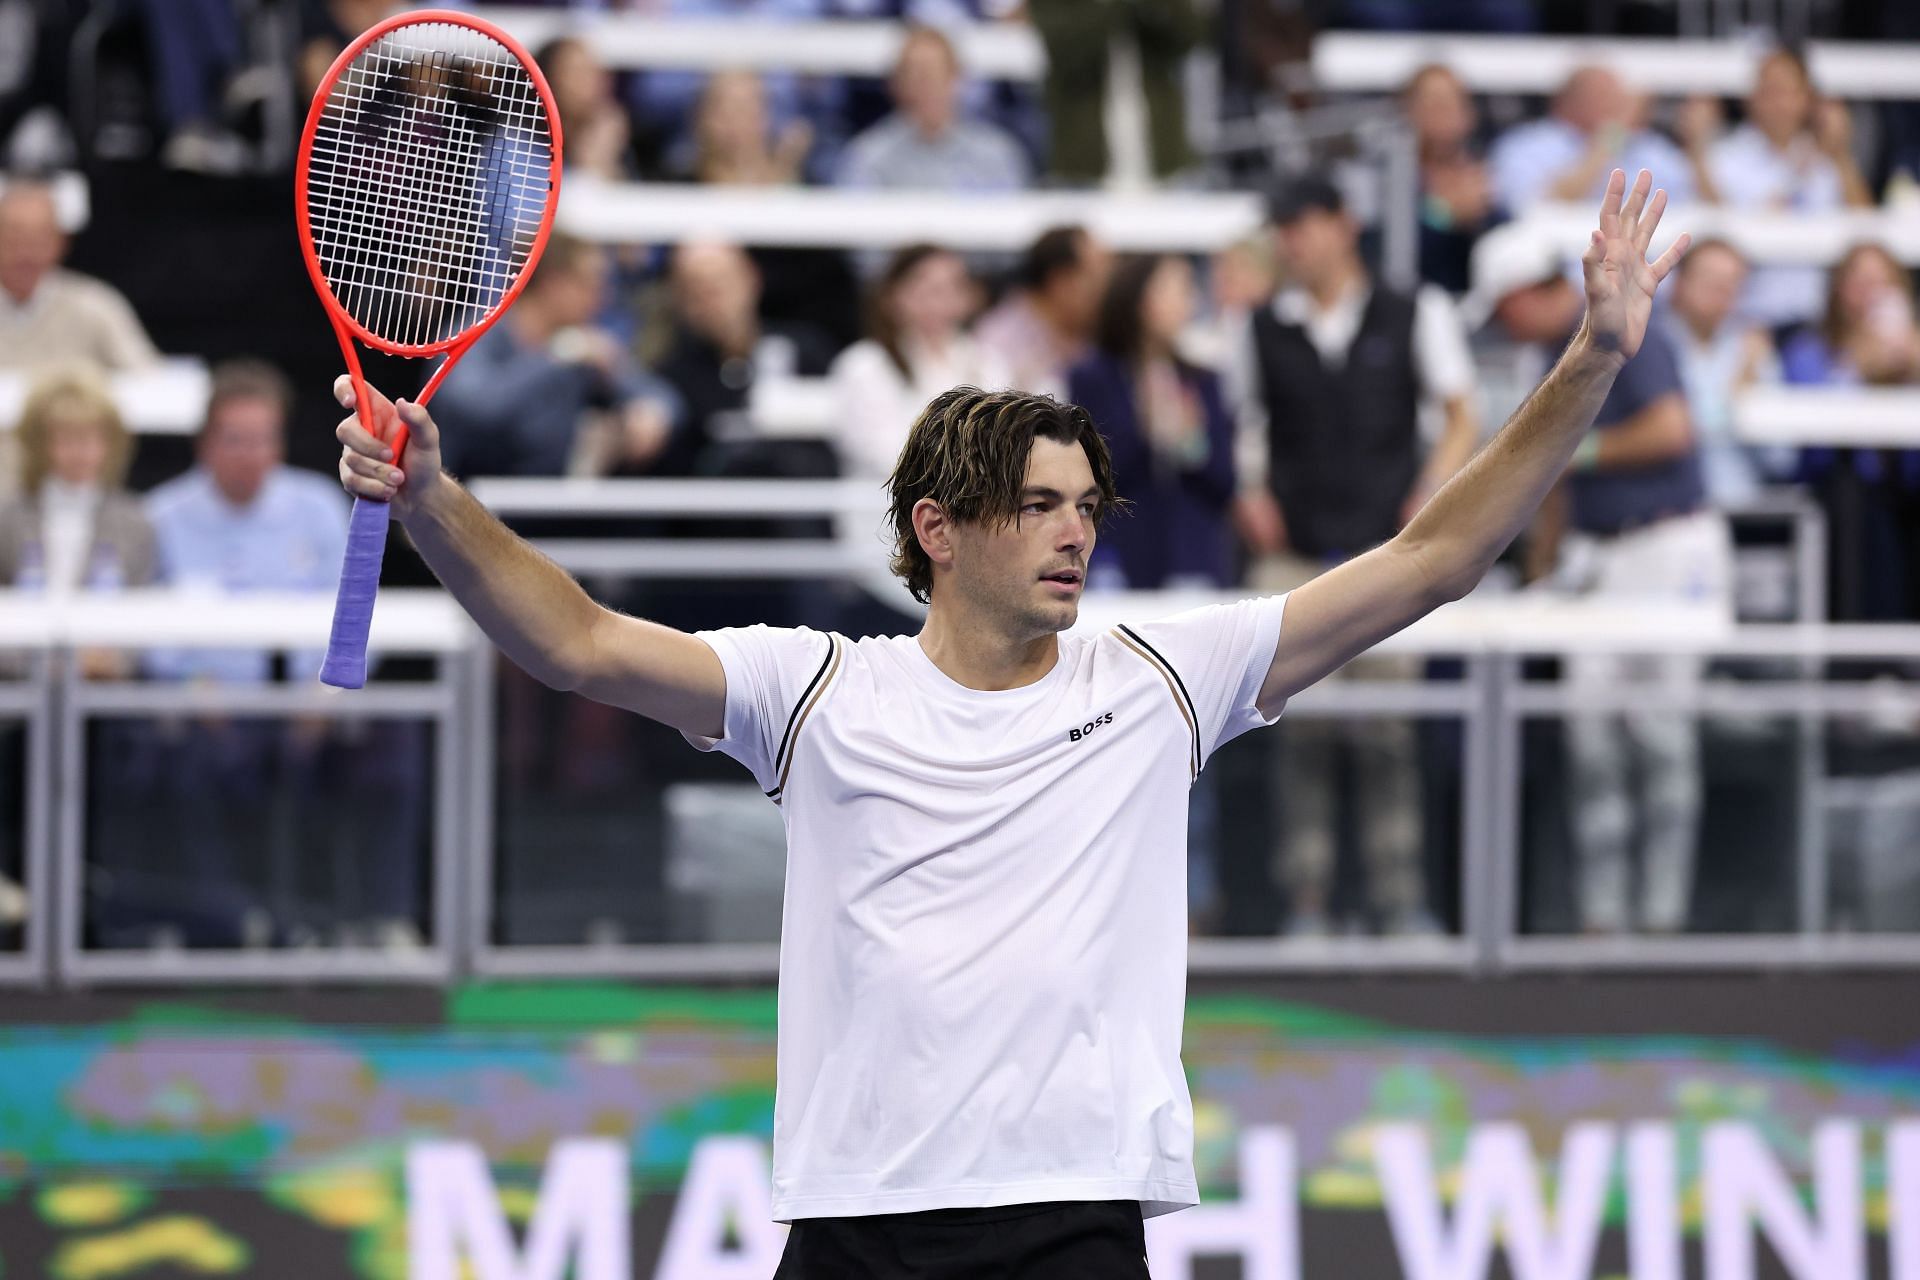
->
xmin=1117 ymin=624 xmax=1201 ymax=731
xmin=773 ymin=635 xmax=836 ymax=778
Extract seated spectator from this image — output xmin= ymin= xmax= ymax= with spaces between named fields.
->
xmin=835 ymin=26 xmax=1030 ymax=192
xmin=1782 ymin=242 xmax=1920 ymax=621
xmin=1403 ymin=63 xmax=1497 ymax=294
xmin=1068 ymin=254 xmax=1234 ymax=591
xmin=1692 ymin=49 xmax=1873 ymax=335
xmin=829 ymin=245 xmax=1010 ymax=483
xmin=1474 ymin=223 xmax=1729 ymax=935
xmin=646 ymin=240 xmax=834 ymax=476
xmin=431 ymin=234 xmax=683 ymax=480
xmin=626 ymin=0 xmax=835 ymax=175
xmin=1782 ymin=243 xmax=1920 ymax=389
xmin=0 ymin=181 xmax=158 ymax=370
xmin=1489 ymin=67 xmax=1693 ymax=212
xmin=538 ymin=36 xmax=641 ymax=182
xmin=975 ymin=225 xmax=1112 ymax=398
xmin=1666 ymin=238 xmax=1788 ymax=507
xmin=297 ymin=0 xmax=392 ymax=103
xmin=130 ymin=0 xmax=251 ymax=173
xmin=140 ymin=361 xmax=422 ymax=949
xmin=145 ymin=360 xmax=347 ymax=683
xmin=670 ymin=68 xmax=812 ymax=186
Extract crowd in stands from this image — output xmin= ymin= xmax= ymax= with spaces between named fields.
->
xmin=5 ymin=1 xmax=1920 ymax=950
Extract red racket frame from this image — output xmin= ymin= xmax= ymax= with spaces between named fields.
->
xmin=294 ymin=7 xmax=565 ymax=462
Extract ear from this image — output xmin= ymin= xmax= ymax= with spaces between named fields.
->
xmin=912 ymin=497 xmax=954 ymax=571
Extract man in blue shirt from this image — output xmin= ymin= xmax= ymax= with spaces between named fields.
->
xmin=1489 ymin=67 xmax=1694 ymax=212
xmin=835 ymin=25 xmax=1030 ymax=193
xmin=138 ymin=361 xmax=421 ymax=949
xmin=1475 ymin=229 xmax=1731 ymax=936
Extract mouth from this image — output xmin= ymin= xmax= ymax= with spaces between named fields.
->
xmin=1040 ymin=569 xmax=1083 ymax=594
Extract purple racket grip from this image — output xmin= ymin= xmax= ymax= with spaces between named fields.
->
xmin=320 ymin=495 xmax=391 ymax=689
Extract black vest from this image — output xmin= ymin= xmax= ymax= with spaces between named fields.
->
xmin=1252 ymin=287 xmax=1421 ymax=558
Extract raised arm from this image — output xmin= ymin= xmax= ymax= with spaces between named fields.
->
xmin=332 ymin=378 xmax=726 ymax=738
xmin=1258 ymin=169 xmax=1688 ymax=713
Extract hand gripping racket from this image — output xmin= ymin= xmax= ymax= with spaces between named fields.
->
xmin=296 ymin=10 xmax=563 ymax=688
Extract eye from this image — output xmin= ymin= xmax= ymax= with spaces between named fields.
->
xmin=1079 ymin=503 xmax=1097 ymax=516
xmin=1023 ymin=502 xmax=1047 ymax=514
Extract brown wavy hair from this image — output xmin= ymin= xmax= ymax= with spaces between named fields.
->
xmin=15 ymin=366 xmax=134 ymax=495
xmin=886 ymin=386 xmax=1127 ymax=604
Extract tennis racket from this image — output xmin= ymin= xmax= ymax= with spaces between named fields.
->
xmin=296 ymin=9 xmax=563 ymax=688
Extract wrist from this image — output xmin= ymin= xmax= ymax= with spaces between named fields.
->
xmin=1568 ymin=323 xmax=1629 ymax=375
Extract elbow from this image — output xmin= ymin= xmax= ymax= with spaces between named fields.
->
xmin=1402 ymin=531 xmax=1485 ymax=609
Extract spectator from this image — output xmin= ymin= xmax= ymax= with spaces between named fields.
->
xmin=0 ymin=367 xmax=154 ymax=939
xmin=142 ymin=361 xmax=422 ymax=949
xmin=836 ymin=26 xmax=1029 ymax=192
xmin=537 ymin=37 xmax=641 ymax=182
xmin=130 ymin=0 xmax=251 ymax=173
xmin=144 ymin=360 xmax=347 ymax=683
xmin=625 ymin=0 xmax=833 ymax=174
xmin=828 ymin=244 xmax=1006 ymax=624
xmin=1028 ymin=0 xmax=1202 ymax=186
xmin=976 ymin=225 xmax=1112 ymax=398
xmin=432 ymin=234 xmax=683 ymax=480
xmin=1403 ymin=63 xmax=1498 ymax=294
xmin=297 ymin=0 xmax=393 ymax=104
xmin=1474 ymin=221 xmax=1731 ymax=935
xmin=0 ymin=367 xmax=154 ymax=597
xmin=1068 ymin=254 xmax=1235 ymax=591
xmin=647 ymin=240 xmax=834 ymax=476
xmin=1666 ymin=238 xmax=1788 ymax=507
xmin=0 ymin=181 xmax=158 ymax=370
xmin=1231 ymin=176 xmax=1479 ymax=938
xmin=1781 ymin=243 xmax=1920 ymax=621
xmin=1782 ymin=243 xmax=1920 ymax=388
xmin=1489 ymin=67 xmax=1693 ymax=212
xmin=671 ymin=68 xmax=812 ymax=186
xmin=1693 ymin=49 xmax=1873 ymax=335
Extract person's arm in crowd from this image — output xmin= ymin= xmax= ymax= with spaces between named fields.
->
xmin=1675 ymin=95 xmax=1725 ymax=205
xmin=1183 ymin=369 xmax=1238 ymax=506
xmin=1545 ymin=124 xmax=1625 ymax=201
xmin=332 ymin=377 xmax=726 ymax=738
xmin=1223 ymin=317 xmax=1287 ymax=555
xmin=1578 ymin=390 xmax=1692 ymax=468
xmin=1402 ymin=286 xmax=1483 ymax=524
xmin=96 ymin=283 xmax=161 ymax=369
xmin=1258 ymin=169 xmax=1687 ymax=713
xmin=1814 ymin=99 xmax=1875 ymax=208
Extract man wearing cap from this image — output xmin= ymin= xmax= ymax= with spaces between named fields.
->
xmin=1229 ymin=175 xmax=1482 ymax=938
xmin=1469 ymin=222 xmax=1731 ymax=936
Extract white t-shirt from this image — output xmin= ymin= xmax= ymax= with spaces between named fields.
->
xmin=685 ymin=594 xmax=1290 ymax=1221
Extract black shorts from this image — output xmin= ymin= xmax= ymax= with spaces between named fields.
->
xmin=774 ymin=1199 xmax=1151 ymax=1279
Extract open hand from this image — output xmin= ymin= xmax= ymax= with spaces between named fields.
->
xmin=1581 ymin=168 xmax=1689 ymax=365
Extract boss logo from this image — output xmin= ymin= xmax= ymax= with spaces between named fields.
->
xmin=1068 ymin=711 xmax=1116 ymax=742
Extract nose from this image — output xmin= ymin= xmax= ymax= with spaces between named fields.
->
xmin=1056 ymin=508 xmax=1090 ymax=554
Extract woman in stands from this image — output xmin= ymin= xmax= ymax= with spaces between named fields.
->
xmin=1782 ymin=242 xmax=1920 ymax=620
xmin=829 ymin=244 xmax=1010 ymax=633
xmin=1066 ymin=253 xmax=1236 ymax=594
xmin=0 ymin=366 xmax=154 ymax=600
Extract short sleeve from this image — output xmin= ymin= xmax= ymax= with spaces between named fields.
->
xmin=1412 ymin=286 xmax=1475 ymax=404
xmin=1123 ymin=593 xmax=1290 ymax=765
xmin=682 ymin=624 xmax=837 ymax=795
xmin=1595 ymin=327 xmax=1684 ymax=426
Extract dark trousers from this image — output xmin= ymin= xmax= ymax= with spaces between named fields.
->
xmin=775 ymin=1200 xmax=1150 ymax=1280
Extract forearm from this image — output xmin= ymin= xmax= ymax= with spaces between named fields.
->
xmin=1399 ymin=327 xmax=1621 ymax=600
xmin=401 ymin=478 xmax=603 ymax=690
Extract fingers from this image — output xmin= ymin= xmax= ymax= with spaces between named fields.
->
xmin=336 ymin=415 xmax=394 ymax=462
xmin=1634 ymin=186 xmax=1667 ymax=256
xmin=1598 ymin=168 xmax=1625 ymax=236
xmin=339 ymin=454 xmax=401 ymax=502
xmin=341 ymin=447 xmax=404 ymax=488
xmin=1619 ymin=168 xmax=1652 ymax=231
xmin=395 ymin=397 xmax=440 ymax=449
xmin=1647 ymin=231 xmax=1693 ymax=285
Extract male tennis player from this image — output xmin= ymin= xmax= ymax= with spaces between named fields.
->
xmin=336 ymin=171 xmax=1683 ymax=1277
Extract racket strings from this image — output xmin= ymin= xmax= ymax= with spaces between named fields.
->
xmin=305 ymin=21 xmax=553 ymax=350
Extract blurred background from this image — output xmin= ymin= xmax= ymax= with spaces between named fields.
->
xmin=4 ymin=0 xmax=1920 ymax=1276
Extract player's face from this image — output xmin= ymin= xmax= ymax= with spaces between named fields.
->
xmin=951 ymin=436 xmax=1098 ymax=638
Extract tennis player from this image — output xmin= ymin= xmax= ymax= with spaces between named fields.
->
xmin=335 ymin=170 xmax=1683 ymax=1277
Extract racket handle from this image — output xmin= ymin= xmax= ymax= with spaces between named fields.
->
xmin=320 ymin=496 xmax=391 ymax=689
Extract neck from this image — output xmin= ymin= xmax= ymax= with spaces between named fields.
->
xmin=509 ymin=302 xmax=560 ymax=344
xmin=1308 ymin=260 xmax=1361 ymax=311
xmin=1758 ymin=119 xmax=1799 ymax=149
xmin=1681 ymin=310 xmax=1719 ymax=342
xmin=1029 ymin=291 xmax=1080 ymax=346
xmin=917 ymin=597 xmax=1060 ymax=691
xmin=908 ymin=110 xmax=951 ymax=141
